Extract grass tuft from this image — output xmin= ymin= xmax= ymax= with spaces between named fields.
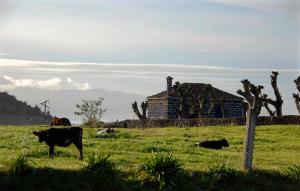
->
xmin=85 ymin=152 xmax=115 ymax=176
xmin=282 ymin=164 xmax=300 ymax=181
xmin=140 ymin=152 xmax=184 ymax=190
xmin=198 ymin=163 xmax=240 ymax=190
xmin=5 ymin=155 xmax=35 ymax=176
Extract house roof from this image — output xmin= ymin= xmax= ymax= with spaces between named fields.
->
xmin=148 ymin=83 xmax=243 ymax=100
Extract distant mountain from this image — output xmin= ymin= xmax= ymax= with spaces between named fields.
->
xmin=8 ymin=88 xmax=146 ymax=124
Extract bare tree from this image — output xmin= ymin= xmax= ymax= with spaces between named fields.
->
xmin=205 ymin=84 xmax=226 ymax=118
xmin=132 ymin=101 xmax=148 ymax=119
xmin=293 ymin=76 xmax=300 ymax=114
xmin=75 ymin=97 xmax=107 ymax=126
xmin=260 ymin=71 xmax=283 ymax=116
xmin=237 ymin=79 xmax=262 ymax=171
xmin=174 ymin=83 xmax=193 ymax=119
xmin=261 ymin=94 xmax=275 ymax=117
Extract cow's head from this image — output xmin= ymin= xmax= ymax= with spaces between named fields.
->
xmin=33 ymin=130 xmax=48 ymax=142
xmin=221 ymin=138 xmax=229 ymax=147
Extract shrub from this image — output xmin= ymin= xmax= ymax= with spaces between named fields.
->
xmin=282 ymin=165 xmax=300 ymax=181
xmin=6 ymin=155 xmax=35 ymax=176
xmin=85 ymin=152 xmax=115 ymax=177
xmin=199 ymin=163 xmax=239 ymax=190
xmin=141 ymin=152 xmax=184 ymax=190
xmin=75 ymin=97 xmax=107 ymax=128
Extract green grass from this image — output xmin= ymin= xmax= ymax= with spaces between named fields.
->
xmin=0 ymin=125 xmax=299 ymax=190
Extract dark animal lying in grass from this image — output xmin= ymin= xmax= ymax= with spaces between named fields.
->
xmin=195 ymin=138 xmax=229 ymax=150
xmin=33 ymin=127 xmax=83 ymax=160
xmin=50 ymin=116 xmax=71 ymax=126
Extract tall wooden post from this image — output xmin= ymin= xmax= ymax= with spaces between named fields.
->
xmin=243 ymin=108 xmax=257 ymax=170
xmin=237 ymin=80 xmax=262 ymax=171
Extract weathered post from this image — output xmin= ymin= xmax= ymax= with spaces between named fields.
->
xmin=237 ymin=80 xmax=261 ymax=171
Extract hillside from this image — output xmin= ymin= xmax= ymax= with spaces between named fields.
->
xmin=7 ymin=87 xmax=146 ymax=123
xmin=0 ymin=125 xmax=299 ymax=190
xmin=0 ymin=91 xmax=51 ymax=125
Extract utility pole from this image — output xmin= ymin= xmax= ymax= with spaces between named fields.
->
xmin=40 ymin=100 xmax=50 ymax=124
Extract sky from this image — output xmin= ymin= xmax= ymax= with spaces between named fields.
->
xmin=0 ymin=0 xmax=299 ymax=116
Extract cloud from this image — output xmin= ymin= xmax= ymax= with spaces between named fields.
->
xmin=0 ymin=75 xmax=90 ymax=91
xmin=208 ymin=0 xmax=299 ymax=14
xmin=0 ymin=58 xmax=299 ymax=74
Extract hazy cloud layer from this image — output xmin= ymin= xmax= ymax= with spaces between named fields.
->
xmin=0 ymin=74 xmax=90 ymax=91
xmin=0 ymin=58 xmax=299 ymax=116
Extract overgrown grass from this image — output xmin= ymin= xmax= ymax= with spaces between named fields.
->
xmin=4 ymin=155 xmax=35 ymax=176
xmin=140 ymin=152 xmax=184 ymax=190
xmin=0 ymin=125 xmax=299 ymax=190
xmin=282 ymin=165 xmax=300 ymax=181
xmin=85 ymin=152 xmax=115 ymax=175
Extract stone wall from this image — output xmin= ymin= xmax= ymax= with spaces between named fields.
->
xmin=167 ymin=96 xmax=180 ymax=119
xmin=104 ymin=115 xmax=300 ymax=128
xmin=224 ymin=100 xmax=245 ymax=118
xmin=147 ymin=98 xmax=168 ymax=119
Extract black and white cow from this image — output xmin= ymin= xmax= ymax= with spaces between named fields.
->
xmin=33 ymin=127 xmax=83 ymax=160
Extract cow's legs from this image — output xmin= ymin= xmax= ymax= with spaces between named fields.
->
xmin=74 ymin=141 xmax=83 ymax=160
xmin=49 ymin=145 xmax=54 ymax=159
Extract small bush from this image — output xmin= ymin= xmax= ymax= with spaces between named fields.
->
xmin=85 ymin=152 xmax=115 ymax=177
xmin=199 ymin=163 xmax=239 ymax=190
xmin=141 ymin=152 xmax=184 ymax=190
xmin=6 ymin=155 xmax=35 ymax=176
xmin=282 ymin=165 xmax=300 ymax=181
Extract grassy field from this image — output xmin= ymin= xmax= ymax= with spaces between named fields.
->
xmin=0 ymin=125 xmax=299 ymax=190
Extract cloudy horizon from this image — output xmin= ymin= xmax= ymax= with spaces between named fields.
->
xmin=0 ymin=0 xmax=299 ymax=118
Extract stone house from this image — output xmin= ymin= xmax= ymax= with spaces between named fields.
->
xmin=147 ymin=76 xmax=245 ymax=119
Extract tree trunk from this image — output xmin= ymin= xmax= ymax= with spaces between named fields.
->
xmin=132 ymin=101 xmax=145 ymax=119
xmin=270 ymin=71 xmax=283 ymax=116
xmin=293 ymin=94 xmax=300 ymax=114
xmin=243 ymin=108 xmax=257 ymax=171
xmin=263 ymin=103 xmax=275 ymax=117
xmin=141 ymin=101 xmax=148 ymax=118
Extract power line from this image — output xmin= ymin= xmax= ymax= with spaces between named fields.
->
xmin=40 ymin=100 xmax=51 ymax=115
xmin=40 ymin=100 xmax=51 ymax=124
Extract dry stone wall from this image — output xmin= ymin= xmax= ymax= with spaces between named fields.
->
xmin=104 ymin=115 xmax=300 ymax=128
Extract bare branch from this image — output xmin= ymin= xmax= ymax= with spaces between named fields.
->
xmin=132 ymin=101 xmax=146 ymax=120
xmin=293 ymin=93 xmax=300 ymax=114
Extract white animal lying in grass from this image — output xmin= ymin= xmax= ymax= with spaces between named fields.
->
xmin=96 ymin=128 xmax=115 ymax=135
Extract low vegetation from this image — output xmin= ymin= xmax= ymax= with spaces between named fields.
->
xmin=140 ymin=152 xmax=184 ymax=190
xmin=0 ymin=125 xmax=299 ymax=190
xmin=3 ymin=155 xmax=35 ymax=176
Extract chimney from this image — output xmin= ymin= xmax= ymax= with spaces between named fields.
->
xmin=166 ymin=76 xmax=173 ymax=92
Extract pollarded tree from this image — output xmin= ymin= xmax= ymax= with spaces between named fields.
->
xmin=75 ymin=97 xmax=107 ymax=127
xmin=205 ymin=84 xmax=226 ymax=118
xmin=260 ymin=71 xmax=283 ymax=116
xmin=173 ymin=82 xmax=193 ymax=119
xmin=293 ymin=76 xmax=300 ymax=114
xmin=132 ymin=101 xmax=148 ymax=120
